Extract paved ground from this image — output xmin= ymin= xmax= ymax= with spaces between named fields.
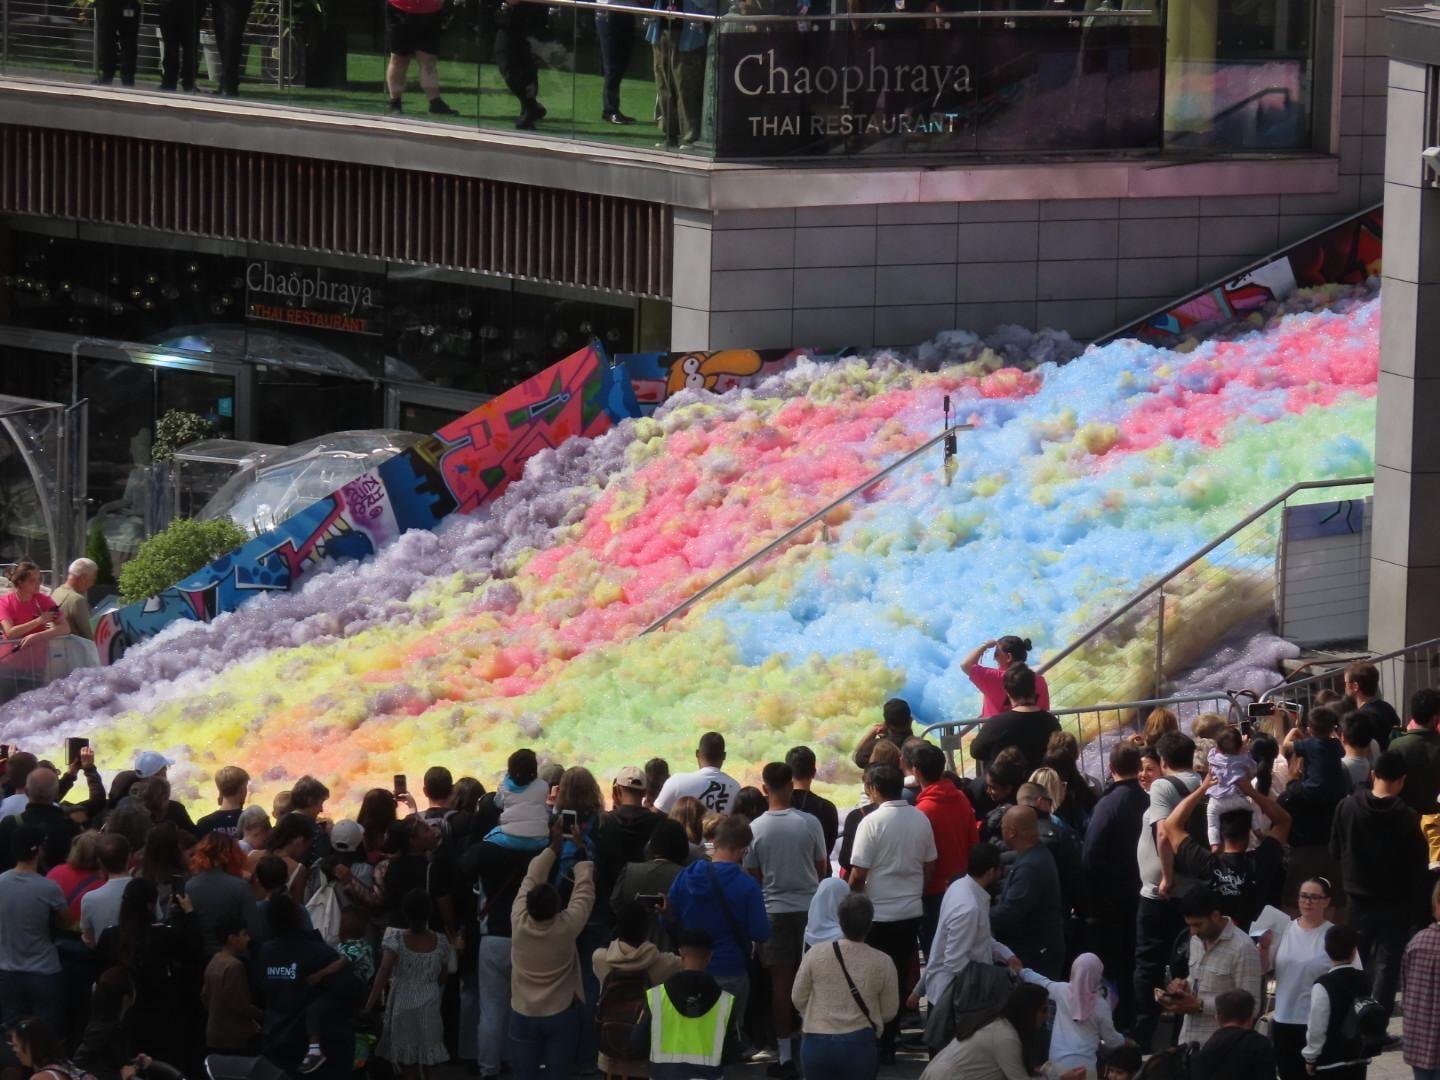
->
xmin=428 ymin=1011 xmax=1415 ymax=1078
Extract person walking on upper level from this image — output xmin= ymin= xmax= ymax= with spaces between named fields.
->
xmin=646 ymin=0 xmax=712 ymax=150
xmin=383 ymin=0 xmax=459 ymax=116
xmin=484 ymin=0 xmax=547 ymax=129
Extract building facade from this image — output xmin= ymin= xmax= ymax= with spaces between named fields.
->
xmin=0 ymin=0 xmax=1390 ymax=568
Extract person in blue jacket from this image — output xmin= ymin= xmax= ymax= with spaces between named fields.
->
xmin=666 ymin=813 xmax=770 ymax=1049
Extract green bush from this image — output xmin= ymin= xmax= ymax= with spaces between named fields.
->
xmin=85 ymin=522 xmax=115 ymax=586
xmin=118 ymin=517 xmax=249 ymax=604
xmin=151 ymin=410 xmax=216 ymax=463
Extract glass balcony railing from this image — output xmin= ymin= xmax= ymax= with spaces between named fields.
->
xmin=0 ymin=0 xmax=1319 ymax=159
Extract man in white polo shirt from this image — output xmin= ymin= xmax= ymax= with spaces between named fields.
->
xmin=652 ymin=731 xmax=741 ymax=815
xmin=849 ymin=762 xmax=936 ymax=1064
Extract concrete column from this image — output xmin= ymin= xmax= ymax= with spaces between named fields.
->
xmin=1369 ymin=39 xmax=1440 ymax=656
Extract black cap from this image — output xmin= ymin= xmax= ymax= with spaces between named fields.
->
xmin=883 ymin=699 xmax=913 ymax=729
xmin=11 ymin=823 xmax=44 ymax=862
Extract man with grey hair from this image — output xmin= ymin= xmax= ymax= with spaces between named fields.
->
xmin=51 ymin=558 xmax=97 ymax=642
xmin=0 ymin=767 xmax=79 ymax=873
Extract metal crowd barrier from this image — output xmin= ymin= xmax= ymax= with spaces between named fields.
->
xmin=1259 ymin=635 xmax=1440 ymax=717
xmin=919 ymin=690 xmax=1240 ymax=785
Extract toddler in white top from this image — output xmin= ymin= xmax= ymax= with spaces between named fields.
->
xmin=1205 ymin=726 xmax=1258 ymax=848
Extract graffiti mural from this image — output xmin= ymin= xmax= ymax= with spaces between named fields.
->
xmin=93 ymin=345 xmax=638 ymax=662
xmin=1114 ymin=207 xmax=1383 ymax=348
xmin=619 ymin=349 xmax=830 ymax=415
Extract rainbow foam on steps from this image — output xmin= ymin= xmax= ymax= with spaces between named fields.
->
xmin=0 ymin=287 xmax=1381 ymax=806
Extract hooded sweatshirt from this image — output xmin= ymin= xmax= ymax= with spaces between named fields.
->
xmin=593 ymin=938 xmax=683 ymax=987
xmin=914 ymin=780 xmax=978 ymax=894
xmin=1329 ymin=789 xmax=1428 ymax=902
xmin=666 ymin=859 xmax=770 ymax=978
xmin=593 ymin=940 xmax=683 ymax=1078
xmin=594 ymin=805 xmax=661 ymax=913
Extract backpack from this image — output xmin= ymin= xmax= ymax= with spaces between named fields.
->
xmin=1136 ymin=1041 xmax=1199 ymax=1080
xmin=595 ymin=971 xmax=650 ymax=1064
xmin=1338 ymin=992 xmax=1388 ymax=1049
xmin=305 ymin=869 xmax=344 ymax=945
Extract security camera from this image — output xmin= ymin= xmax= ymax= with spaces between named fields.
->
xmin=1424 ymin=146 xmax=1440 ymax=180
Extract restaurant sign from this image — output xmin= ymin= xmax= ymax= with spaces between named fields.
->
xmin=714 ymin=21 xmax=1163 ymax=158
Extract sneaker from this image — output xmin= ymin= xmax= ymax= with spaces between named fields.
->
xmin=602 ymin=110 xmax=636 ymax=124
xmin=429 ymin=97 xmax=458 ymax=115
xmin=298 ymin=1050 xmax=326 ymax=1074
xmin=1381 ymin=1033 xmax=1404 ymax=1052
xmin=387 ymin=97 xmax=403 ymax=114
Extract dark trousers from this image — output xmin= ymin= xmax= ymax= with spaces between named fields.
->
xmin=1271 ymin=1020 xmax=1308 ymax=1080
xmin=595 ymin=10 xmax=634 ymax=116
xmin=1132 ymin=894 xmax=1182 ymax=1050
xmin=1093 ymin=893 xmax=1139 ymax=1033
xmin=867 ymin=917 xmax=919 ymax=1054
xmin=920 ymin=891 xmax=943 ymax=961
xmin=95 ymin=0 xmax=140 ymax=84
xmin=653 ymin=28 xmax=705 ymax=146
xmin=0 ymin=970 xmax=63 ymax=1032
xmin=212 ymin=0 xmax=253 ymax=94
xmin=493 ymin=1 xmax=543 ymax=106
xmin=1349 ymin=895 xmax=1410 ymax=1017
xmin=156 ymin=0 xmax=199 ymax=89
xmin=509 ymin=1005 xmax=579 ymax=1080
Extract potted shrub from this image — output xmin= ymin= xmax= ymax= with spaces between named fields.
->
xmin=117 ymin=517 xmax=248 ymax=604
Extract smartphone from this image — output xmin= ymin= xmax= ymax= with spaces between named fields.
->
xmin=65 ymin=737 xmax=89 ymax=764
xmin=1251 ymin=700 xmax=1303 ymax=716
xmin=172 ymin=877 xmax=187 ymax=898
xmin=0 ymin=744 xmax=11 ymax=759
xmin=561 ymin=808 xmax=578 ymax=829
xmin=636 ymin=893 xmax=664 ymax=908
xmin=393 ymin=774 xmax=407 ymax=796
xmin=1238 ymin=718 xmax=1254 ymax=737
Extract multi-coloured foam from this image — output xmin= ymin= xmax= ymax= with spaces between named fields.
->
xmin=0 ymin=289 xmax=1381 ymax=805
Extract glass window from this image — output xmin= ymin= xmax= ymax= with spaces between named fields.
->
xmin=398 ymin=399 xmax=472 ymax=435
xmin=253 ymin=368 xmax=384 ymax=444
xmin=1164 ymin=0 xmax=1314 ymax=148
xmin=384 ymin=273 xmax=515 ymax=394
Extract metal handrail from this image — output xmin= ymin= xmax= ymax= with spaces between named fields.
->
xmin=920 ymin=691 xmax=1230 ymax=743
xmin=919 ymin=690 xmax=1234 ymax=780
xmin=641 ymin=421 xmax=972 ymax=635
xmin=509 ymin=0 xmax=1153 ymax=21
xmin=1036 ymin=476 xmax=1374 ymax=678
xmin=1259 ymin=635 xmax=1440 ymax=701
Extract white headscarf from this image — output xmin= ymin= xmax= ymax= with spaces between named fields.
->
xmin=805 ymin=878 xmax=850 ymax=948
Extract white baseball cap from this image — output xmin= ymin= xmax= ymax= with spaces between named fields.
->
xmin=134 ymin=750 xmax=175 ymax=778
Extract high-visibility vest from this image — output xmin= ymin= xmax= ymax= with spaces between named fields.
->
xmin=646 ymin=984 xmax=734 ymax=1068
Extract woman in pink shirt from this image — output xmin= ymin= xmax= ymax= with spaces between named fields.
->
xmin=0 ymin=561 xmax=69 ymax=649
xmin=962 ymin=635 xmax=1050 ymax=718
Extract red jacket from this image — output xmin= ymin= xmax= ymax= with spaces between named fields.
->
xmin=915 ymin=779 xmax=978 ymax=895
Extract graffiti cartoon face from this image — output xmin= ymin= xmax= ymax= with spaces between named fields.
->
xmin=665 ymin=350 xmax=766 ymax=398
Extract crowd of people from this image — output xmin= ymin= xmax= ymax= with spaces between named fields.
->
xmin=3 ymin=645 xmax=1440 ymax=1080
